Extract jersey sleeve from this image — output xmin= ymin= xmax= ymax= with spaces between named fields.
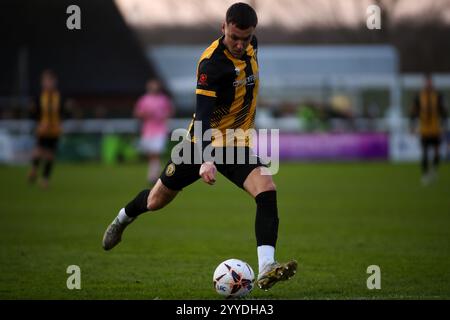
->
xmin=194 ymin=59 xmax=222 ymax=159
xmin=195 ymin=59 xmax=221 ymax=98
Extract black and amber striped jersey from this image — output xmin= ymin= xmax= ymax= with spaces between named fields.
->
xmin=189 ymin=35 xmax=259 ymax=148
xmin=412 ymin=89 xmax=447 ymax=137
xmin=32 ymin=90 xmax=64 ymax=138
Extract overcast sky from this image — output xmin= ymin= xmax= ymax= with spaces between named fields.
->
xmin=115 ymin=0 xmax=450 ymax=30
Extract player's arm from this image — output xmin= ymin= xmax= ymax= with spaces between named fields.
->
xmin=195 ymin=95 xmax=215 ymax=150
xmin=196 ymin=94 xmax=217 ymax=185
xmin=195 ymin=59 xmax=220 ymax=185
xmin=133 ymin=98 xmax=147 ymax=119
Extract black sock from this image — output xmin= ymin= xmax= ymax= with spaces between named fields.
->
xmin=421 ymin=149 xmax=429 ymax=174
xmin=433 ymin=150 xmax=440 ymax=168
xmin=43 ymin=160 xmax=54 ymax=179
xmin=125 ymin=189 xmax=150 ymax=218
xmin=255 ymin=190 xmax=279 ymax=247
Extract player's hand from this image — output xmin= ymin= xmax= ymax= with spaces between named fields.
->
xmin=199 ymin=161 xmax=217 ymax=185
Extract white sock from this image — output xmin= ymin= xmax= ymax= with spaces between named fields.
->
xmin=257 ymin=245 xmax=275 ymax=273
xmin=117 ymin=208 xmax=135 ymax=225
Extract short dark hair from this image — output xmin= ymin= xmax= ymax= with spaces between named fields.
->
xmin=226 ymin=2 xmax=258 ymax=29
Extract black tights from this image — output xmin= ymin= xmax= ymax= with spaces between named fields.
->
xmin=421 ymin=138 xmax=440 ymax=174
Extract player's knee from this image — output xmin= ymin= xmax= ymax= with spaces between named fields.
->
xmin=256 ymin=180 xmax=276 ymax=195
xmin=146 ymin=190 xmax=155 ymax=210
xmin=147 ymin=197 xmax=156 ymax=210
xmin=147 ymin=198 xmax=161 ymax=211
xmin=146 ymin=179 xmax=178 ymax=211
xmin=266 ymin=181 xmax=277 ymax=192
xmin=147 ymin=193 xmax=162 ymax=211
xmin=147 ymin=189 xmax=170 ymax=211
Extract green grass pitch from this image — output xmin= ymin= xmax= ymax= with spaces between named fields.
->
xmin=0 ymin=162 xmax=449 ymax=299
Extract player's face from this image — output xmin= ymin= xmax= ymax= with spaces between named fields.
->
xmin=222 ymin=23 xmax=255 ymax=59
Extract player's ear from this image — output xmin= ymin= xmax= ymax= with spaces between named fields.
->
xmin=221 ymin=22 xmax=225 ymax=34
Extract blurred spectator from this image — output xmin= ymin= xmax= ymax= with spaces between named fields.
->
xmin=277 ymin=101 xmax=301 ymax=131
xmin=279 ymin=101 xmax=297 ymax=118
xmin=330 ymin=93 xmax=353 ymax=118
xmin=329 ymin=92 xmax=356 ymax=132
xmin=134 ymin=78 xmax=174 ymax=184
xmin=94 ymin=105 xmax=108 ymax=118
xmin=297 ymin=101 xmax=329 ymax=132
xmin=27 ymin=69 xmax=68 ymax=188
xmin=255 ymin=100 xmax=275 ymax=129
xmin=410 ymin=74 xmax=448 ymax=185
xmin=366 ymin=101 xmax=381 ymax=119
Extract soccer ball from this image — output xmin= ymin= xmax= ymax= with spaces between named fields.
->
xmin=213 ymin=258 xmax=255 ymax=298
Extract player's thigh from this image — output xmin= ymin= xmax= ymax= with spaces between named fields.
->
xmin=42 ymin=148 xmax=56 ymax=160
xmin=431 ymin=137 xmax=441 ymax=154
xmin=35 ymin=137 xmax=47 ymax=155
xmin=40 ymin=138 xmax=58 ymax=159
xmin=421 ymin=137 xmax=431 ymax=154
xmin=159 ymin=160 xmax=201 ymax=191
xmin=422 ymin=136 xmax=441 ymax=155
xmin=216 ymin=147 xmax=273 ymax=197
xmin=32 ymin=146 xmax=44 ymax=157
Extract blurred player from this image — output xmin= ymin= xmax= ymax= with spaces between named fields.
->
xmin=27 ymin=70 xmax=65 ymax=189
xmin=410 ymin=74 xmax=448 ymax=185
xmin=103 ymin=2 xmax=297 ymax=291
xmin=134 ymin=79 xmax=173 ymax=184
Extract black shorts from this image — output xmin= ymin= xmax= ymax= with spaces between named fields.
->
xmin=160 ymin=141 xmax=267 ymax=191
xmin=421 ymin=136 xmax=441 ymax=148
xmin=37 ymin=137 xmax=59 ymax=152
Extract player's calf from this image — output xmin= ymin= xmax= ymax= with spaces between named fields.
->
xmin=147 ymin=179 xmax=178 ymax=210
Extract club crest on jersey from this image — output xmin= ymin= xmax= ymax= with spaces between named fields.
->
xmin=198 ymin=73 xmax=208 ymax=86
xmin=166 ymin=163 xmax=176 ymax=176
xmin=235 ymin=67 xmax=241 ymax=76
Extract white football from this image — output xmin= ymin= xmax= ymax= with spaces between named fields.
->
xmin=213 ymin=258 xmax=255 ymax=298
